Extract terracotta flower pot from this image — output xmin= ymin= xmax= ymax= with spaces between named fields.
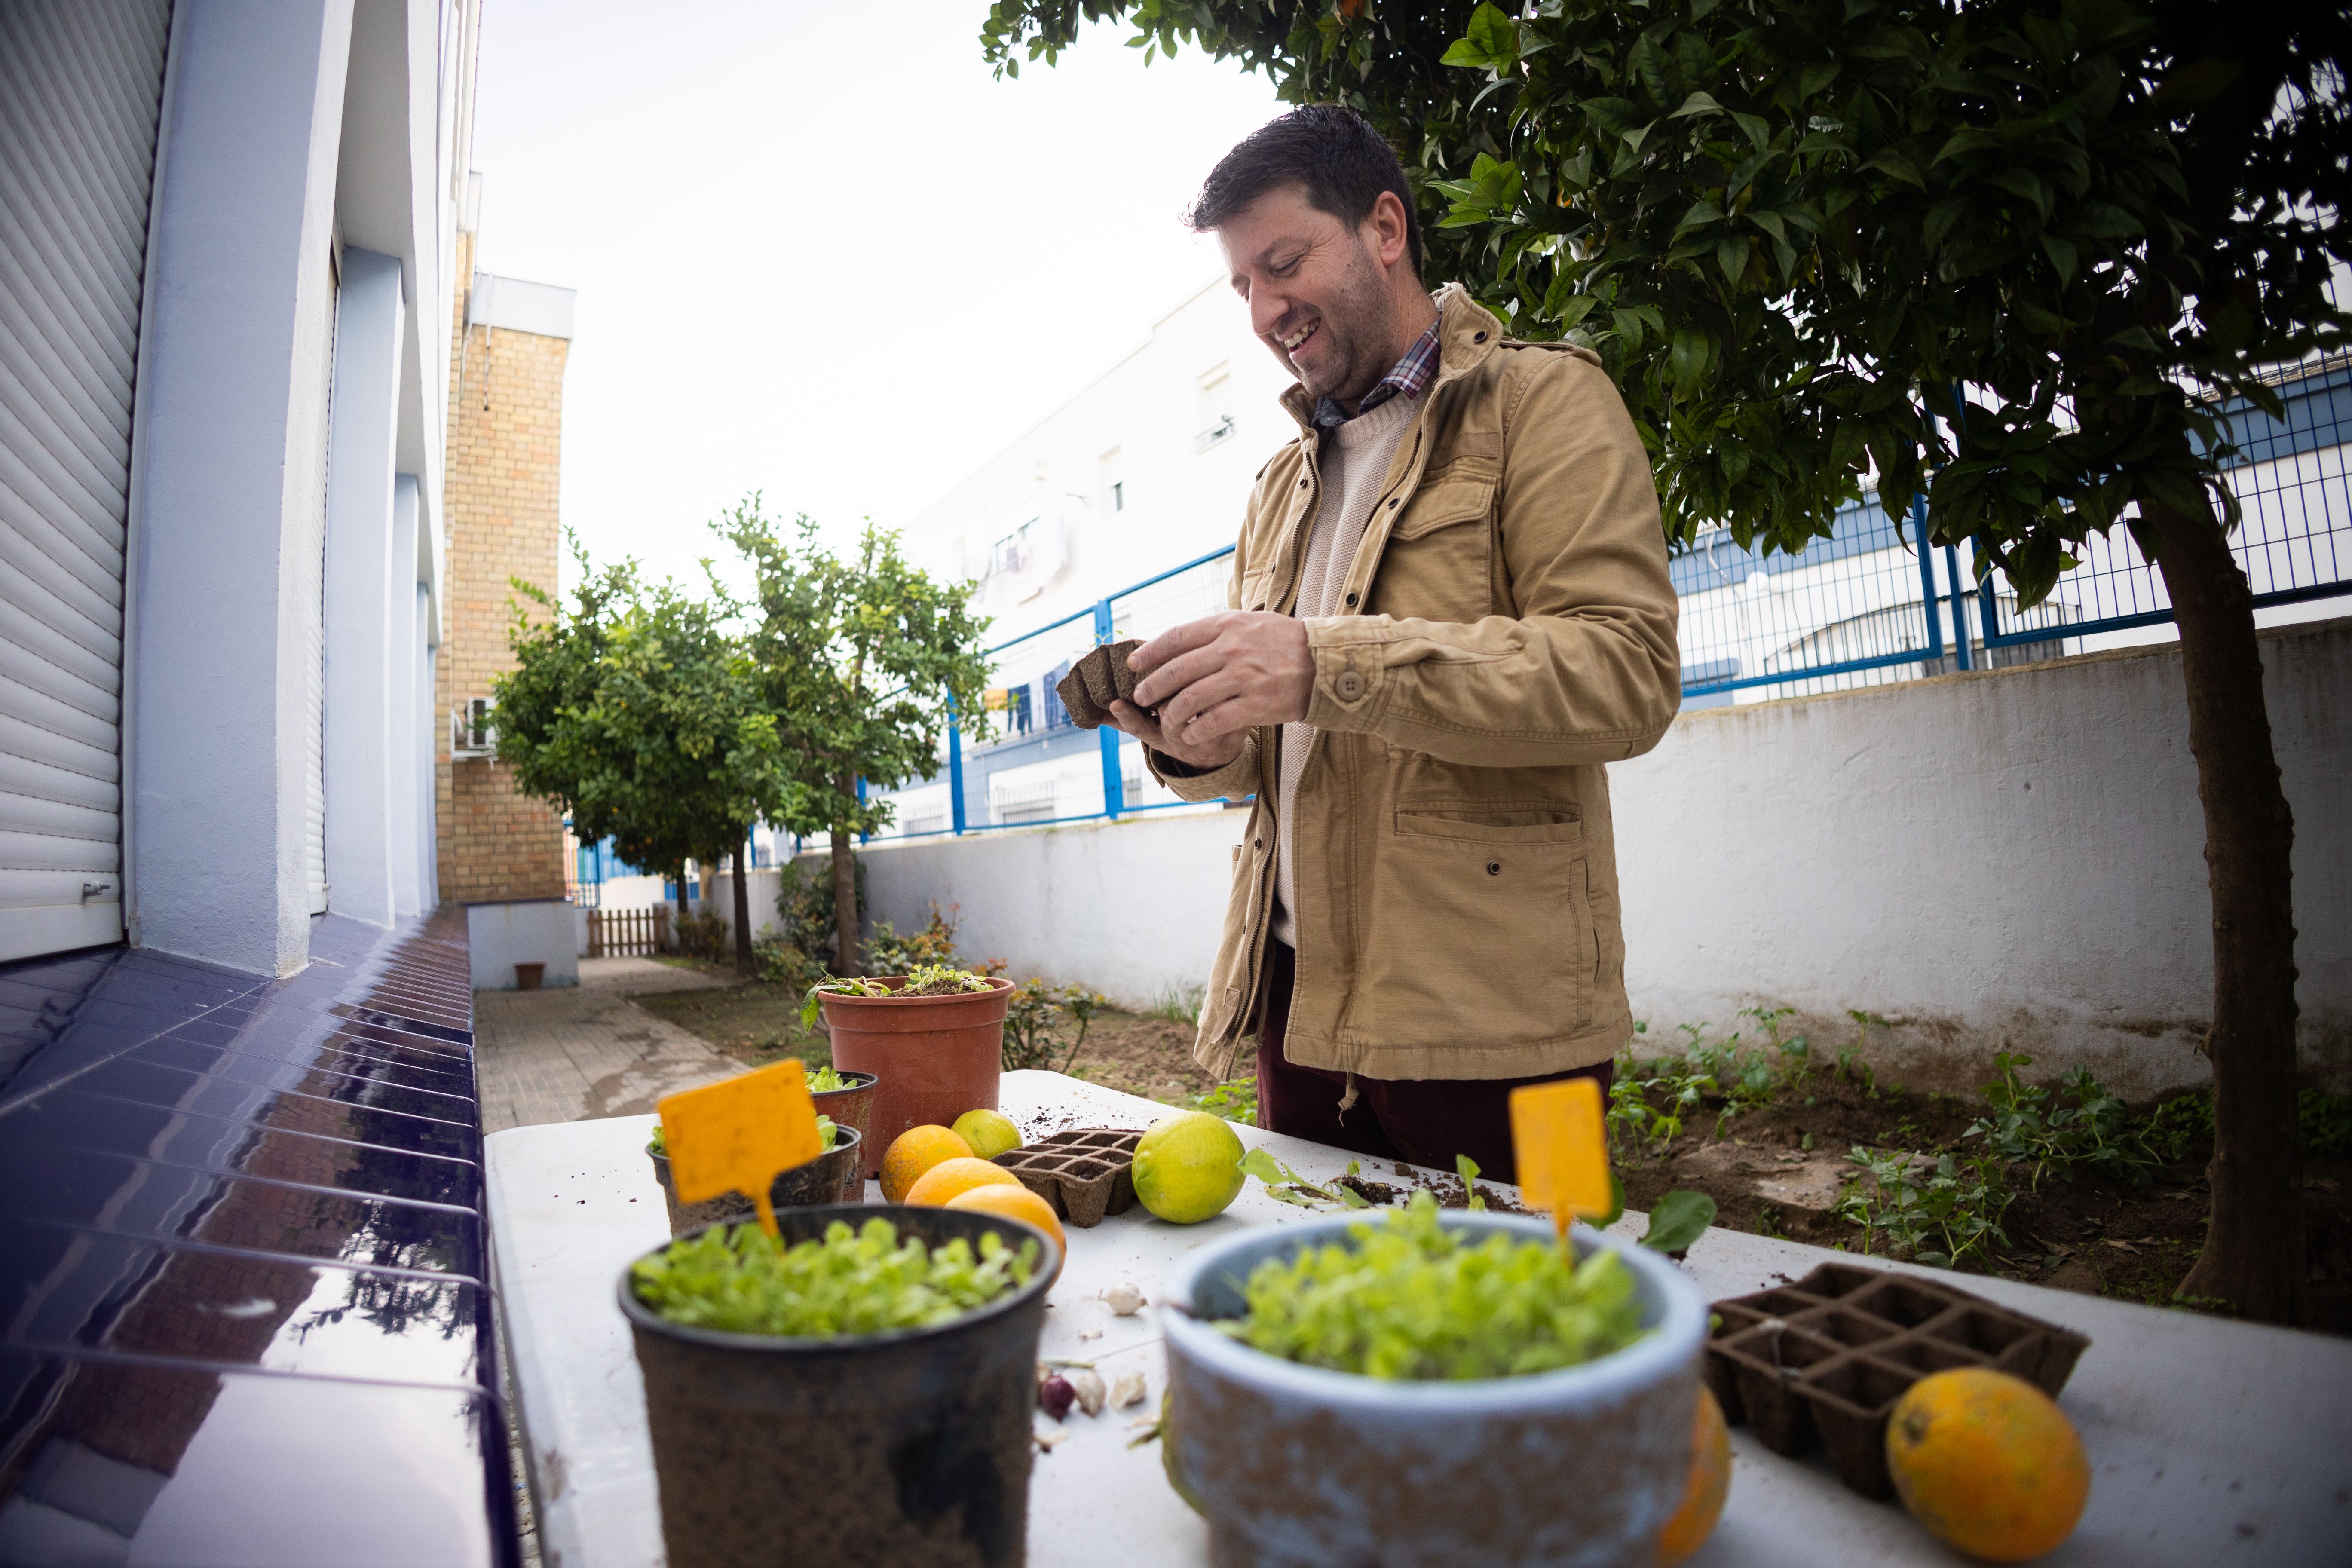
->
xmin=822 ymin=978 xmax=1013 ymax=1177
xmin=514 ymin=961 xmax=545 ymax=991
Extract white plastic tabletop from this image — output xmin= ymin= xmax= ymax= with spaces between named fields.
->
xmin=485 ymin=1071 xmax=2351 ymax=1567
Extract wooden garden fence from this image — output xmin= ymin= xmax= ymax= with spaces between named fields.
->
xmin=586 ymin=906 xmax=668 ymax=958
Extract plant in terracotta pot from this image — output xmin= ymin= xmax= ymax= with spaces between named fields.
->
xmin=1157 ymin=1191 xmax=1707 ymax=1567
xmin=645 ymin=1112 xmax=861 ymax=1234
xmin=804 ymin=1063 xmax=879 ymax=1172
xmin=805 ymin=965 xmax=1012 ymax=1177
xmin=620 ymin=1206 xmax=1055 ymax=1568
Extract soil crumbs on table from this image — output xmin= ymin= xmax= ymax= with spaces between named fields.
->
xmin=1616 ymin=1071 xmax=2352 ymax=1338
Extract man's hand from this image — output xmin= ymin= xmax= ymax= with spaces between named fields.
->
xmin=1101 ymin=611 xmax=1314 ymax=768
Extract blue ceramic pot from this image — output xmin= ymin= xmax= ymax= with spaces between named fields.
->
xmin=1159 ymin=1210 xmax=1707 ymax=1568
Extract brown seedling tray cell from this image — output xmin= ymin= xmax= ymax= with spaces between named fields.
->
xmin=1717 ymin=1322 xmax=1843 ymax=1455
xmin=1706 ymin=1269 xmax=2093 ymax=1501
xmin=1054 ymin=642 xmax=1148 ymax=730
xmin=993 ymin=1127 xmax=1142 ymax=1227
xmin=1784 ymin=1261 xmax=1890 ymax=1301
xmin=1794 ymin=1357 xmax=1921 ymax=1499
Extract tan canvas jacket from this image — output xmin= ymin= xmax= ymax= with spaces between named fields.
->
xmin=1153 ymin=285 xmax=1680 ymax=1083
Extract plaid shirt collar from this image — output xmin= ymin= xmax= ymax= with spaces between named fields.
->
xmin=1311 ymin=309 xmax=1442 ymax=430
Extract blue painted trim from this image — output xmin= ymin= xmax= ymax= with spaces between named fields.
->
xmin=1681 ymin=646 xmax=1936 ymax=696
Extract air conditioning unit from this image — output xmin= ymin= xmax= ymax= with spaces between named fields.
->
xmin=451 ymin=698 xmax=498 ymax=759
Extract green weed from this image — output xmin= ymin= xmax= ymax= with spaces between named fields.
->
xmin=1189 ymin=1075 xmax=1259 ymax=1127
xmin=1836 ymin=1147 xmax=2014 ymax=1269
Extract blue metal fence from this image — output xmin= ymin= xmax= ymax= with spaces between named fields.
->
xmin=848 ymin=355 xmax=2350 ymax=842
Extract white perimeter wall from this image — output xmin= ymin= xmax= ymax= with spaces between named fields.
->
xmin=839 ymin=618 xmax=2350 ymax=1100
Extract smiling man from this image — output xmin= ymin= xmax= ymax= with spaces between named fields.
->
xmin=1103 ymin=106 xmax=1681 ymax=1184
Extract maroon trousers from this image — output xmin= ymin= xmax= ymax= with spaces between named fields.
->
xmin=1253 ymin=939 xmax=1613 ymax=1188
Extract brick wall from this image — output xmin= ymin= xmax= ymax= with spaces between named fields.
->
xmin=435 ymin=226 xmax=569 ymax=905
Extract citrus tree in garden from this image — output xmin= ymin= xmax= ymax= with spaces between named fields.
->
xmin=719 ymin=501 xmax=995 ymax=977
xmin=980 ymin=0 xmax=2349 ymax=1323
xmin=494 ymin=545 xmax=787 ymax=974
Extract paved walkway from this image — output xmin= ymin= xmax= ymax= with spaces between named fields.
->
xmin=474 ymin=957 xmax=744 ymax=1133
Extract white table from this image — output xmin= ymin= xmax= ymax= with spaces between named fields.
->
xmin=486 ymin=1071 xmax=2352 ymax=1566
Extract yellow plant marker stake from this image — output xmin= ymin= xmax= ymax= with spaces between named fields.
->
xmin=657 ymin=1059 xmax=823 ymax=1239
xmin=1510 ymin=1077 xmax=1612 ymax=1239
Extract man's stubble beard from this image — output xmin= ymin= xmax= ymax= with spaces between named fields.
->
xmin=1292 ymin=242 xmax=1399 ymax=407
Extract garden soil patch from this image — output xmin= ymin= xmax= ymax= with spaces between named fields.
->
xmin=1618 ymin=1074 xmax=2352 ymax=1338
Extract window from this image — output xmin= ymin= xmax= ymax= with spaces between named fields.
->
xmin=1196 ymin=364 xmax=1235 ymax=453
xmin=990 ymin=521 xmax=1033 ymax=578
xmin=1111 ymin=481 xmax=1124 ymax=512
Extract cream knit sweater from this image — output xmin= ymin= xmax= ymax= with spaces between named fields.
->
xmin=1270 ymin=390 xmax=1420 ymax=948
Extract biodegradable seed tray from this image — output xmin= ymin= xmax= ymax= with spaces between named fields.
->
xmin=1054 ymin=641 xmax=1148 ymax=730
xmin=992 ymin=1127 xmax=1142 ymax=1227
xmin=1704 ymin=1262 xmax=2091 ymax=1499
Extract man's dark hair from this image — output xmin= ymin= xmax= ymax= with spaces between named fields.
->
xmin=1187 ymin=105 xmax=1422 ymax=279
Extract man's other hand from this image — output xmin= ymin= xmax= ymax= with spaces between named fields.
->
xmin=1105 ymin=612 xmax=1314 ymax=767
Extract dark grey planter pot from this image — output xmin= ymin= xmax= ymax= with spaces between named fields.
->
xmin=1159 ymin=1211 xmax=1707 ymax=1568
xmin=620 ymin=1203 xmax=1053 ymax=1568
xmin=647 ymin=1125 xmax=863 ymax=1236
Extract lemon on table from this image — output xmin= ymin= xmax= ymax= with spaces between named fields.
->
xmin=952 ymin=1108 xmax=1023 ymax=1161
xmin=1131 ymin=1111 xmax=1245 ymax=1224
xmin=1886 ymin=1368 xmax=2089 ymax=1562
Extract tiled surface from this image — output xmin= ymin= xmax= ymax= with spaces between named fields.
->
xmin=0 ymin=911 xmax=514 ymax=1568
xmin=471 ymin=957 xmax=740 ymax=1133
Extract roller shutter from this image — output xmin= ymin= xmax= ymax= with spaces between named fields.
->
xmin=0 ymin=0 xmax=172 ymax=963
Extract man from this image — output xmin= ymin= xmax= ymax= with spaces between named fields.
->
xmin=1104 ymin=106 xmax=1681 ymax=1184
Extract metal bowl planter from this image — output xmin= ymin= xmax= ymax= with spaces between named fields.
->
xmin=619 ymin=1204 xmax=1055 ymax=1568
xmin=647 ymin=1126 xmax=863 ymax=1236
xmin=1159 ymin=1211 xmax=1708 ymax=1568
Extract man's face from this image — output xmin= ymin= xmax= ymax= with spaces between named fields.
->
xmin=1217 ymin=183 xmax=1397 ymax=406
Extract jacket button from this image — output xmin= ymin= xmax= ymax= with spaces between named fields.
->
xmin=1298 ymin=478 xmax=1309 ymax=489
xmin=1254 ymin=838 xmax=1263 ymax=850
xmin=1386 ymin=498 xmax=1398 ymax=509
xmin=1344 ymin=591 xmax=1359 ymax=607
xmin=1487 ymin=861 xmax=1501 ymax=876
xmin=1473 ymin=331 xmax=1488 ymax=343
xmin=1336 ymin=671 xmax=1366 ymax=701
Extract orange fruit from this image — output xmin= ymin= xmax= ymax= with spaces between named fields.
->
xmin=903 ymin=1155 xmax=1021 ymax=1208
xmin=1886 ymin=1369 xmax=2089 ymax=1561
xmin=880 ymin=1125 xmax=972 ymax=1203
xmin=1656 ymin=1384 xmax=1731 ymax=1565
xmin=944 ymin=1183 xmax=1067 ymax=1285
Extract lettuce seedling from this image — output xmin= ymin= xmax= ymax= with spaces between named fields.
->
xmin=647 ymin=1115 xmax=836 ymax=1158
xmin=1217 ymin=1190 xmax=1647 ymax=1379
xmin=633 ymin=1216 xmax=1038 ymax=1338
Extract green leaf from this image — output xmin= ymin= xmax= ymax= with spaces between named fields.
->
xmin=1668 ymin=327 xmax=1711 ymax=398
xmin=1670 ymin=90 xmax=1726 ymax=119
xmin=1641 ymin=1190 xmax=1717 ymax=1254
xmin=1596 ymin=1168 xmax=1626 ymax=1229
xmin=1442 ymin=2 xmax=1520 ymax=72
xmin=1860 ymin=149 xmax=1925 ymax=188
xmin=1239 ymin=1147 xmax=1287 ymax=1185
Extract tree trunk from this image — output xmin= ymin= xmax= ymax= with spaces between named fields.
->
xmin=832 ymin=775 xmax=861 ymax=977
xmin=674 ymin=863 xmax=692 ymax=950
xmin=2141 ymin=493 xmax=2308 ymax=1326
xmin=731 ymin=843 xmax=754 ymax=976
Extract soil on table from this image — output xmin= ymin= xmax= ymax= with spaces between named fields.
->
xmin=1617 ymin=1073 xmax=2352 ymax=1338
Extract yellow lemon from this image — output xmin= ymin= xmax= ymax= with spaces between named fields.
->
xmin=1131 ymin=1111 xmax=1245 ymax=1224
xmin=952 ymin=1108 xmax=1023 ymax=1161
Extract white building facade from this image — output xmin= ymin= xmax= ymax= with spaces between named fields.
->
xmin=0 ymin=0 xmax=484 ymax=974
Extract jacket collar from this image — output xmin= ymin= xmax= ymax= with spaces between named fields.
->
xmin=1277 ymin=282 xmax=1504 ymax=438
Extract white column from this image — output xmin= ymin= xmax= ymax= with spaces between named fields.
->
xmin=388 ymin=474 xmax=423 ymax=917
xmin=322 ymin=246 xmax=405 ymax=928
xmin=418 ymin=606 xmax=439 ymax=910
xmin=129 ymin=0 xmax=356 ymax=976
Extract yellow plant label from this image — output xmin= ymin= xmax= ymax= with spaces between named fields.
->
xmin=1510 ymin=1077 xmax=1611 ymax=1237
xmin=657 ymin=1059 xmax=823 ymax=1238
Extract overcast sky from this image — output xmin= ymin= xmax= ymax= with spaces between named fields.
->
xmin=467 ymin=0 xmax=1282 ymax=595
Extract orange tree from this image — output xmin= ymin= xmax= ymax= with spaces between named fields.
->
xmin=982 ymin=0 xmax=2349 ymax=1322
xmin=718 ymin=501 xmax=995 ymax=977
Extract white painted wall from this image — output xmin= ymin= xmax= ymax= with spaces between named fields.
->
xmin=126 ymin=0 xmax=466 ymax=974
xmin=467 ymin=899 xmax=579 ymax=989
xmin=323 ymin=246 xmax=405 ymax=927
xmin=841 ymin=622 xmax=2350 ymax=1099
xmin=897 ymin=279 xmax=1291 ymax=644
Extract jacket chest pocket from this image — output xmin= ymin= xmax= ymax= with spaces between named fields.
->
xmin=1367 ymin=472 xmax=1494 ymax=623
